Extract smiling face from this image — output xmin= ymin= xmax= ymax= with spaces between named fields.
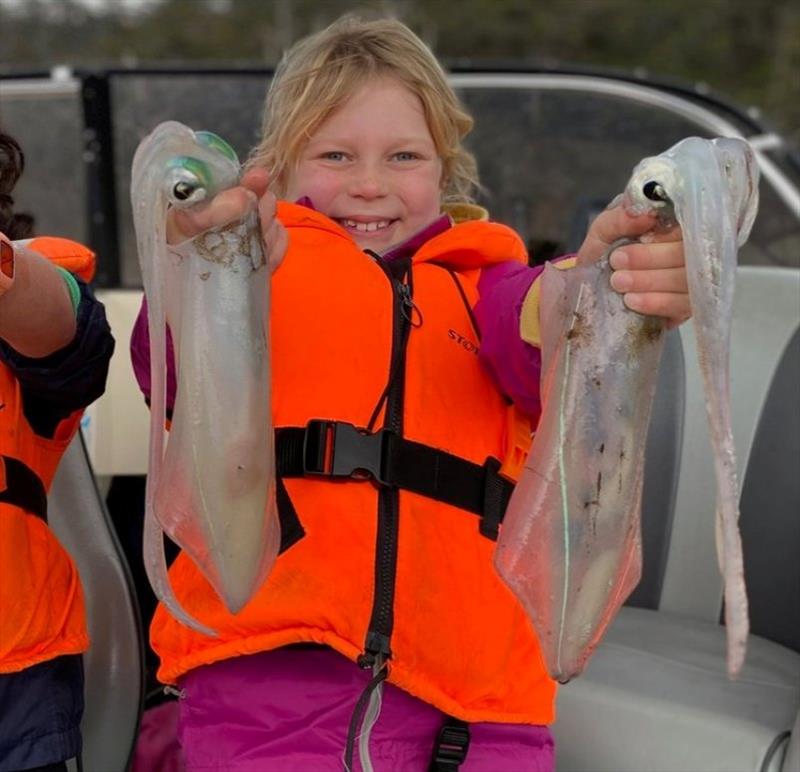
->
xmin=284 ymin=77 xmax=444 ymax=252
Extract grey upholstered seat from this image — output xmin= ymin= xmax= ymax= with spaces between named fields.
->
xmin=48 ymin=433 xmax=144 ymax=772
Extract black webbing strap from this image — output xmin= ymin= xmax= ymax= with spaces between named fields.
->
xmin=276 ymin=476 xmax=305 ymax=554
xmin=429 ymin=716 xmax=470 ymax=771
xmin=275 ymin=421 xmax=514 ymax=540
xmin=0 ymin=455 xmax=48 ymax=522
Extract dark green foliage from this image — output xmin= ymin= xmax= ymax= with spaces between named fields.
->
xmin=0 ymin=0 xmax=797 ymax=142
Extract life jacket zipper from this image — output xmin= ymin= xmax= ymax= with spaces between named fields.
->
xmin=359 ymin=252 xmax=414 ymax=669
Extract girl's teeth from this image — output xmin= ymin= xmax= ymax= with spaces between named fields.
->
xmin=343 ymin=219 xmax=390 ymax=232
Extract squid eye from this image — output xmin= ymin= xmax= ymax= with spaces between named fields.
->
xmin=172 ymin=180 xmax=196 ymax=201
xmin=165 ymin=157 xmax=212 ymax=206
xmin=165 ymin=170 xmax=206 ymax=206
xmin=643 ymin=180 xmax=667 ymax=202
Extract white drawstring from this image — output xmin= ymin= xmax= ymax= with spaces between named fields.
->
xmin=358 ymin=656 xmax=386 ymax=772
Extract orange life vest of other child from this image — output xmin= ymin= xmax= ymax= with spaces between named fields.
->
xmin=151 ymin=203 xmax=557 ymax=725
xmin=0 ymin=238 xmax=95 ymax=674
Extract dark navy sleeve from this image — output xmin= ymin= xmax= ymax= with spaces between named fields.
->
xmin=0 ymin=279 xmax=115 ymax=438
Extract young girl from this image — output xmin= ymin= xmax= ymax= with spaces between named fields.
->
xmin=131 ymin=16 xmax=689 ymax=771
xmin=0 ymin=131 xmax=115 ymax=771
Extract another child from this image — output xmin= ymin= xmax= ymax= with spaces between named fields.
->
xmin=131 ymin=16 xmax=689 ymax=771
xmin=0 ymin=131 xmax=115 ymax=771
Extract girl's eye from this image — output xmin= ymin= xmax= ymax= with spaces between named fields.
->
xmin=393 ymin=151 xmax=419 ymax=162
xmin=321 ymin=151 xmax=347 ymax=161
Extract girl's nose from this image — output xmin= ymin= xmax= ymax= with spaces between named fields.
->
xmin=347 ymin=162 xmax=387 ymax=199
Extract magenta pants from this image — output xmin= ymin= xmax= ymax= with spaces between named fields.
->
xmin=176 ymin=646 xmax=554 ymax=771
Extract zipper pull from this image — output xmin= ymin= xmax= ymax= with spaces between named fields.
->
xmin=397 ymin=281 xmax=423 ymax=327
xmin=357 ymin=631 xmax=393 ymax=669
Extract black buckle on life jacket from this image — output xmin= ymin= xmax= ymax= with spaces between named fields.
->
xmin=429 ymin=717 xmax=470 ymax=771
xmin=302 ymin=420 xmax=392 ymax=485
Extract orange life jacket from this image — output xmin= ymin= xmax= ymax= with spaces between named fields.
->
xmin=0 ymin=238 xmax=95 ymax=674
xmin=151 ymin=203 xmax=556 ymax=725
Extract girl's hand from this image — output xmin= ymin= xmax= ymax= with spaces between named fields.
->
xmin=576 ymin=203 xmax=690 ymax=329
xmin=166 ymin=167 xmax=287 ymax=273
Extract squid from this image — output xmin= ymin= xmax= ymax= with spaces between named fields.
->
xmin=494 ymin=137 xmax=759 ymax=681
xmin=131 ymin=121 xmax=280 ymax=634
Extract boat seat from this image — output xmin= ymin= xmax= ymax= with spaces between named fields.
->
xmin=48 ymin=432 xmax=145 ymax=772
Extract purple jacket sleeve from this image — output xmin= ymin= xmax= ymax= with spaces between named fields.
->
xmin=474 ymin=261 xmax=544 ymax=418
xmin=130 ymin=296 xmax=177 ymax=413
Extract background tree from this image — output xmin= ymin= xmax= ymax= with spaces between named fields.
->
xmin=0 ymin=0 xmax=797 ymax=142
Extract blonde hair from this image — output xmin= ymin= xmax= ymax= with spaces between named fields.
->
xmin=247 ymin=15 xmax=479 ymax=203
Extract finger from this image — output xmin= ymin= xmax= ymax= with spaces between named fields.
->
xmin=593 ymin=205 xmax=660 ymax=246
xmin=578 ymin=205 xmax=660 ymax=265
xmin=265 ymin=221 xmax=288 ymax=273
xmin=665 ymin=314 xmax=691 ymax=331
xmin=262 ymin=217 xmax=281 ymax=250
xmin=622 ymin=291 xmax=692 ymax=323
xmin=241 ymin=167 xmax=270 ymax=196
xmin=611 ymin=266 xmax=688 ymax=295
xmin=170 ymin=186 xmax=257 ymax=242
xmin=609 ymin=241 xmax=685 ymax=271
xmin=193 ymin=187 xmax=257 ymax=231
xmin=258 ymin=191 xmax=282 ymax=266
xmin=639 ymin=222 xmax=681 ymax=244
xmin=258 ymin=189 xmax=278 ymax=226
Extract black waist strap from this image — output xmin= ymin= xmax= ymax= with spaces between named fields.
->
xmin=0 ymin=455 xmax=48 ymax=521
xmin=275 ymin=421 xmax=514 ymax=540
